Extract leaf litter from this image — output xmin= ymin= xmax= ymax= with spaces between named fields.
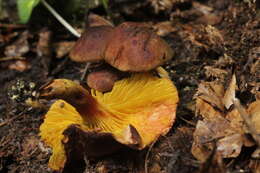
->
xmin=0 ymin=0 xmax=260 ymax=173
xmin=192 ymin=74 xmax=260 ymax=163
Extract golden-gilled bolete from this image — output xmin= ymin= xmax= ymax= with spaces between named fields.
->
xmin=39 ymin=72 xmax=179 ymax=171
xmin=69 ymin=25 xmax=114 ymax=62
xmin=104 ymin=22 xmax=174 ymax=72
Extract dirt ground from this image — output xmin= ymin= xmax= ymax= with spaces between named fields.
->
xmin=0 ymin=0 xmax=260 ymax=173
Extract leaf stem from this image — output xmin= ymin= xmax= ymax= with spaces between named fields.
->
xmin=40 ymin=0 xmax=81 ymax=38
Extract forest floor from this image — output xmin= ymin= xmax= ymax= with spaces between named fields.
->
xmin=0 ymin=0 xmax=260 ymax=173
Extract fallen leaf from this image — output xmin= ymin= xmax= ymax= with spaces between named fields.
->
xmin=8 ymin=60 xmax=31 ymax=72
xmin=196 ymin=81 xmax=225 ymax=112
xmin=4 ymin=31 xmax=29 ymax=57
xmin=249 ymin=160 xmax=260 ymax=173
xmin=154 ymin=21 xmax=176 ymax=36
xmin=54 ymin=41 xmax=75 ymax=58
xmin=248 ymin=101 xmax=260 ymax=133
xmin=192 ymin=76 xmax=256 ymax=162
xmin=223 ymin=74 xmax=237 ymax=109
xmin=204 ymin=66 xmax=228 ymax=80
xmin=36 ymin=28 xmax=52 ymax=73
xmin=88 ymin=13 xmax=114 ymax=27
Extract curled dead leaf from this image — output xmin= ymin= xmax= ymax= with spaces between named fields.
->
xmin=223 ymin=74 xmax=237 ymax=109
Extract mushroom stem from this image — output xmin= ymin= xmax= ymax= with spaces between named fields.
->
xmin=40 ymin=0 xmax=81 ymax=38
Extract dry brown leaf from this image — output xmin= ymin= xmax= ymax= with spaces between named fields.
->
xmin=192 ymin=100 xmax=246 ymax=161
xmin=4 ymin=31 xmax=29 ymax=57
xmin=37 ymin=28 xmax=52 ymax=74
xmin=154 ymin=21 xmax=176 ymax=36
xmin=54 ymin=41 xmax=75 ymax=58
xmin=216 ymin=134 xmax=244 ymax=158
xmin=8 ymin=60 xmax=31 ymax=72
xmin=205 ymin=25 xmax=224 ymax=46
xmin=196 ymin=98 xmax=224 ymax=120
xmin=196 ymin=81 xmax=225 ymax=112
xmin=248 ymin=101 xmax=260 ymax=133
xmin=251 ymin=59 xmax=260 ymax=77
xmin=249 ymin=160 xmax=260 ymax=173
xmin=192 ymin=77 xmax=258 ymax=162
xmin=88 ymin=13 xmax=114 ymax=27
xmin=204 ymin=66 xmax=228 ymax=80
xmin=257 ymin=92 xmax=260 ymax=100
xmin=223 ymin=74 xmax=237 ymax=109
xmin=215 ymin=54 xmax=234 ymax=68
xmin=199 ymin=151 xmax=226 ymax=173
xmin=196 ymin=14 xmax=223 ymax=25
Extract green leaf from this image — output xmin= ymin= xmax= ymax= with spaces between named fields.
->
xmin=101 ymin=0 xmax=109 ymax=10
xmin=17 ymin=0 xmax=40 ymax=23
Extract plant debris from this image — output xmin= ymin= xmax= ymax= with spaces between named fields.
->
xmin=192 ymin=74 xmax=260 ymax=162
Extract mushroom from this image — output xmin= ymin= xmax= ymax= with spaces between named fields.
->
xmin=104 ymin=22 xmax=174 ymax=72
xmin=69 ymin=21 xmax=174 ymax=92
xmin=69 ymin=23 xmax=116 ymax=91
xmin=39 ymin=72 xmax=179 ymax=171
xmin=86 ymin=69 xmax=120 ymax=92
xmin=69 ymin=25 xmax=114 ymax=62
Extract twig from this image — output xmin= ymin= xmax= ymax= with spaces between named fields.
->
xmin=0 ymin=23 xmax=26 ymax=28
xmin=233 ymin=98 xmax=260 ymax=146
xmin=144 ymin=140 xmax=157 ymax=173
xmin=0 ymin=114 xmax=23 ymax=127
xmin=80 ymin=62 xmax=91 ymax=81
xmin=0 ymin=57 xmax=26 ymax=62
xmin=40 ymin=0 xmax=81 ymax=38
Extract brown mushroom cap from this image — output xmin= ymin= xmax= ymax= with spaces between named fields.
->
xmin=104 ymin=22 xmax=174 ymax=72
xmin=69 ymin=26 xmax=114 ymax=62
xmin=86 ymin=69 xmax=119 ymax=92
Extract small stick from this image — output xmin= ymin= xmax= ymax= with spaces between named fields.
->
xmin=0 ymin=23 xmax=26 ymax=28
xmin=233 ymin=98 xmax=260 ymax=146
xmin=80 ymin=62 xmax=91 ymax=81
xmin=0 ymin=57 xmax=26 ymax=62
xmin=0 ymin=114 xmax=23 ymax=127
xmin=40 ymin=0 xmax=81 ymax=38
xmin=144 ymin=140 xmax=157 ymax=173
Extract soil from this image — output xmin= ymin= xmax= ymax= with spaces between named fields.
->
xmin=0 ymin=0 xmax=259 ymax=173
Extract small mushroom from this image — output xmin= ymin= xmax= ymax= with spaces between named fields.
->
xmin=39 ymin=72 xmax=179 ymax=171
xmin=69 ymin=25 xmax=114 ymax=62
xmin=104 ymin=22 xmax=174 ymax=72
xmin=87 ymin=69 xmax=120 ymax=92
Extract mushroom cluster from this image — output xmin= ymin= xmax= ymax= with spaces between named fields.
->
xmin=40 ymin=73 xmax=178 ymax=171
xmin=70 ymin=21 xmax=173 ymax=92
xmin=39 ymin=19 xmax=178 ymax=172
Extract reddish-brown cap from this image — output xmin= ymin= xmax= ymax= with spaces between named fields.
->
xmin=69 ymin=26 xmax=114 ymax=62
xmin=104 ymin=22 xmax=174 ymax=72
xmin=86 ymin=69 xmax=119 ymax=92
